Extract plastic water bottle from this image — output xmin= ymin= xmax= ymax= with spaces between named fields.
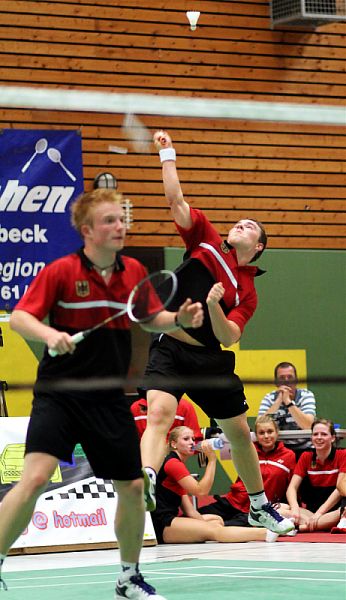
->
xmin=193 ymin=438 xmax=224 ymax=451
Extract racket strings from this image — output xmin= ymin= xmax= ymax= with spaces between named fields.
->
xmin=128 ymin=271 xmax=177 ymax=322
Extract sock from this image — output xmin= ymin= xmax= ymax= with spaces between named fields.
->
xmin=249 ymin=491 xmax=268 ymax=509
xmin=118 ymin=561 xmax=139 ymax=582
xmin=265 ymin=530 xmax=279 ymax=543
xmin=144 ymin=466 xmax=157 ymax=484
xmin=337 ymin=517 xmax=346 ymax=529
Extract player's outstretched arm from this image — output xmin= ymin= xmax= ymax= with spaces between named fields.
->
xmin=153 ymin=130 xmax=192 ymax=229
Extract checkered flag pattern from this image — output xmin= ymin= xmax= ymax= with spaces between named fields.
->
xmin=44 ymin=478 xmax=116 ymax=501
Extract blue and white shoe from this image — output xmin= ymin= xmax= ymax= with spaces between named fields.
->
xmin=248 ymin=502 xmax=295 ymax=534
xmin=115 ymin=573 xmax=166 ymax=599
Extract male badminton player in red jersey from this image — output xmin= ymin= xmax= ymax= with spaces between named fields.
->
xmin=140 ymin=130 xmax=295 ymax=536
xmin=0 ymin=188 xmax=203 ymax=599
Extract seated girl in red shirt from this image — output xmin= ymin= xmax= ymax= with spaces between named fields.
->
xmin=151 ymin=426 xmax=279 ymax=544
xmin=281 ymin=419 xmax=346 ymax=532
xmin=198 ymin=415 xmax=296 ymax=526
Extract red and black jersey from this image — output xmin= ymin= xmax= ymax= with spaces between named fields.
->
xmin=15 ymin=249 xmax=148 ymax=399
xmin=225 ymin=441 xmax=296 ymax=512
xmin=170 ymin=208 xmax=264 ymax=347
xmin=294 ymin=447 xmax=346 ymax=512
xmin=131 ymin=397 xmax=202 ymax=442
xmin=152 ymin=451 xmax=190 ymax=519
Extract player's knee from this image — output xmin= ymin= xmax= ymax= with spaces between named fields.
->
xmin=115 ymin=478 xmax=144 ymax=504
xmin=147 ymin=404 xmax=174 ymax=428
xmin=223 ymin=420 xmax=251 ymax=447
xmin=21 ymin=471 xmax=50 ymax=497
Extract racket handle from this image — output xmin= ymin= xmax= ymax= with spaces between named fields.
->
xmin=48 ymin=331 xmax=85 ymax=357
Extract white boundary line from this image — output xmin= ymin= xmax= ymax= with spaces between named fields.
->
xmin=0 ymin=86 xmax=345 ymax=125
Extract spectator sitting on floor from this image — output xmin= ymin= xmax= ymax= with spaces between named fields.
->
xmin=279 ymin=418 xmax=346 ymax=532
xmin=198 ymin=415 xmax=296 ymax=526
xmin=151 ymin=426 xmax=279 ymax=544
xmin=258 ymin=361 xmax=316 ymax=457
xmin=331 ymin=471 xmax=346 ymax=534
xmin=131 ymin=396 xmax=202 ymax=443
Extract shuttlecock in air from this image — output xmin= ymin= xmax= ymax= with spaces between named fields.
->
xmin=186 ymin=11 xmax=200 ymax=31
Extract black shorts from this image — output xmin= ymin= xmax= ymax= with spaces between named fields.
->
xmin=25 ymin=392 xmax=142 ymax=481
xmin=198 ymin=495 xmax=250 ymax=527
xmin=151 ymin=511 xmax=177 ymax=544
xmin=142 ymin=335 xmax=248 ymax=419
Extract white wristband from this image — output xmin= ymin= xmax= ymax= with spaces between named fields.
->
xmin=159 ymin=148 xmax=176 ymax=163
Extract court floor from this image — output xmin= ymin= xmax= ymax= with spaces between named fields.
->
xmin=3 ymin=541 xmax=345 ymax=599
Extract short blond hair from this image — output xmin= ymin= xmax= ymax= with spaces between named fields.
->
xmin=71 ymin=188 xmax=124 ymax=234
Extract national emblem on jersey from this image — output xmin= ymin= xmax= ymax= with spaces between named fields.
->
xmin=220 ymin=241 xmax=230 ymax=254
xmin=75 ymin=280 xmax=90 ymax=297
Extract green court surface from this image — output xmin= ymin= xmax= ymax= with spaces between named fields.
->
xmin=3 ymin=559 xmax=345 ymax=600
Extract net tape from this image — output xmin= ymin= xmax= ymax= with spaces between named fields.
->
xmin=0 ymin=85 xmax=345 ymax=125
xmin=6 ymin=374 xmax=346 ymax=393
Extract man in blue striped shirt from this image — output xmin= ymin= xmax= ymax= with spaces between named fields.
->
xmin=258 ymin=362 xmax=316 ymax=456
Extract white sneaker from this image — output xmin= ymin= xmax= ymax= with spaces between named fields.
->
xmin=143 ymin=469 xmax=156 ymax=512
xmin=248 ymin=502 xmax=295 ymax=534
xmin=115 ymin=573 xmax=167 ymax=599
xmin=281 ymin=518 xmax=298 ymax=536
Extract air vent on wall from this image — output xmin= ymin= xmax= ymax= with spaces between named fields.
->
xmin=270 ymin=0 xmax=346 ymax=28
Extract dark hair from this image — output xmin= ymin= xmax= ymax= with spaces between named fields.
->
xmin=274 ymin=361 xmax=297 ymax=384
xmin=311 ymin=419 xmax=336 ymax=466
xmin=312 ymin=418 xmax=336 ymax=437
xmin=249 ymin=220 xmax=267 ymax=263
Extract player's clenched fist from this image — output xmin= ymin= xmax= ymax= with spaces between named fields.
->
xmin=206 ymin=282 xmax=225 ymax=306
xmin=153 ymin=130 xmax=172 ymax=150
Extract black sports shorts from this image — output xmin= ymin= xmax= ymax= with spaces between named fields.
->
xmin=151 ymin=510 xmax=178 ymax=544
xmin=141 ymin=334 xmax=248 ymax=419
xmin=25 ymin=391 xmax=142 ymax=481
xmin=198 ymin=495 xmax=250 ymax=527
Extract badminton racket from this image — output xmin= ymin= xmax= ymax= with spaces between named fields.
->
xmin=122 ymin=113 xmax=152 ymax=154
xmin=49 ymin=269 xmax=177 ymax=357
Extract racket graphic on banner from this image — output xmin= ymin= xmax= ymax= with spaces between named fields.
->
xmin=49 ymin=269 xmax=177 ymax=357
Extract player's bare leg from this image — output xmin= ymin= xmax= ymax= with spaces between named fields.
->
xmin=0 ymin=452 xmax=58 ymax=555
xmin=0 ymin=453 xmax=58 ymax=590
xmin=141 ymin=390 xmax=178 ymax=511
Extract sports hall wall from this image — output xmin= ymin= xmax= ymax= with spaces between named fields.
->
xmin=0 ymin=3 xmax=345 ymax=424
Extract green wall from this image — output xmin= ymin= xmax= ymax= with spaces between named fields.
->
xmin=165 ymin=248 xmax=346 ymax=427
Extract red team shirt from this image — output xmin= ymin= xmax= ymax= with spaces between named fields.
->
xmin=176 ymin=208 xmax=263 ymax=333
xmin=15 ymin=250 xmax=149 ymax=397
xmin=294 ymin=448 xmax=346 ymax=512
xmin=224 ymin=441 xmax=296 ymax=512
xmin=294 ymin=448 xmax=346 ymax=487
xmin=131 ymin=397 xmax=202 ymax=442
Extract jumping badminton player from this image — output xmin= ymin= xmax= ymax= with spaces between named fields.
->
xmin=140 ymin=130 xmax=295 ymax=535
xmin=0 ymin=188 xmax=203 ymax=599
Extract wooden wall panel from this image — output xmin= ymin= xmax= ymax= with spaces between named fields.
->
xmin=0 ymin=0 xmax=345 ymax=249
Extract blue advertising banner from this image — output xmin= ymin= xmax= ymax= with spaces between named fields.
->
xmin=0 ymin=129 xmax=84 ymax=309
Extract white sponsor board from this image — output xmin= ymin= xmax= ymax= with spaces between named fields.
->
xmin=0 ymin=418 xmax=156 ymax=549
